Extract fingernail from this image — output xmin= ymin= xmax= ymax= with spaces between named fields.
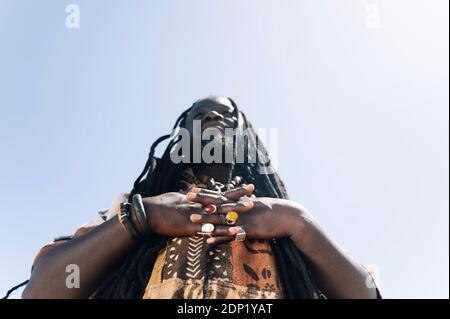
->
xmin=191 ymin=187 xmax=202 ymax=193
xmin=242 ymin=201 xmax=253 ymax=208
xmin=190 ymin=214 xmax=202 ymax=222
xmin=186 ymin=192 xmax=197 ymax=200
xmin=229 ymin=227 xmax=237 ymax=234
xmin=245 ymin=184 xmax=255 ymax=193
xmin=206 ymin=238 xmax=214 ymax=244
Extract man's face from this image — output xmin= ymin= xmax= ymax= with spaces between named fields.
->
xmin=182 ymin=97 xmax=243 ymax=163
xmin=184 ymin=97 xmax=239 ymax=136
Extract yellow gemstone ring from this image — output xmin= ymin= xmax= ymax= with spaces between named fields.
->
xmin=225 ymin=211 xmax=239 ymax=225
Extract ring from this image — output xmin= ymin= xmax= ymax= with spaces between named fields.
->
xmin=197 ymin=223 xmax=215 ymax=237
xmin=204 ymin=204 xmax=217 ymax=215
xmin=225 ymin=211 xmax=239 ymax=225
xmin=234 ymin=226 xmax=246 ymax=242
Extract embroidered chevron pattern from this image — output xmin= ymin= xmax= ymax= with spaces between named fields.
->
xmin=186 ymin=236 xmax=204 ymax=279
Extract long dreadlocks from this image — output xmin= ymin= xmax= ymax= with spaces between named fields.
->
xmin=93 ymin=99 xmax=320 ymax=299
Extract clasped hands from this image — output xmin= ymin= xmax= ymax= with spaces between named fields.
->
xmin=141 ymin=184 xmax=304 ymax=245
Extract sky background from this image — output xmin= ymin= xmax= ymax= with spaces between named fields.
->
xmin=0 ymin=0 xmax=448 ymax=299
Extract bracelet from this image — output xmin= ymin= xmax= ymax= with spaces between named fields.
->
xmin=131 ymin=194 xmax=151 ymax=236
xmin=118 ymin=202 xmax=140 ymax=240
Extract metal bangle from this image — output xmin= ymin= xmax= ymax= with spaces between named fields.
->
xmin=131 ymin=194 xmax=151 ymax=236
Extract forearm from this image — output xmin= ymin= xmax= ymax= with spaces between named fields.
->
xmin=22 ymin=216 xmax=136 ymax=299
xmin=285 ymin=202 xmax=378 ymax=299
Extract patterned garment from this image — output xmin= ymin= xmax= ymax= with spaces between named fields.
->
xmin=30 ymin=169 xmax=382 ymax=299
xmin=143 ymin=168 xmax=284 ymax=299
xmin=31 ymin=171 xmax=284 ymax=299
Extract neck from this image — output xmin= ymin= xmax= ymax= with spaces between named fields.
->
xmin=193 ymin=163 xmax=233 ymax=184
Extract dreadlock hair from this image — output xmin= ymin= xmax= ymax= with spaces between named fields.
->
xmin=93 ymin=98 xmax=320 ymax=299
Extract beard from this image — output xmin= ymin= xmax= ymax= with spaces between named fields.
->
xmin=198 ymin=131 xmax=236 ymax=164
xmin=173 ymin=126 xmax=251 ymax=165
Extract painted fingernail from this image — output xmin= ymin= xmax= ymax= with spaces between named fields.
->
xmin=245 ymin=184 xmax=255 ymax=193
xmin=206 ymin=238 xmax=215 ymax=244
xmin=190 ymin=214 xmax=202 ymax=222
xmin=229 ymin=227 xmax=237 ymax=234
xmin=186 ymin=192 xmax=197 ymax=200
xmin=191 ymin=187 xmax=202 ymax=193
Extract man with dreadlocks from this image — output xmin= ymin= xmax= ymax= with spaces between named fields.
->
xmin=23 ymin=96 xmax=380 ymax=299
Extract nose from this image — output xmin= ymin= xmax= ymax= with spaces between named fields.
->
xmin=203 ymin=110 xmax=224 ymax=122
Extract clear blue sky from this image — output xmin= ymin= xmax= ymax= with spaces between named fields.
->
xmin=0 ymin=0 xmax=448 ymax=298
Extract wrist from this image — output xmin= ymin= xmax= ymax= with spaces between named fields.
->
xmin=280 ymin=200 xmax=315 ymax=251
xmin=142 ymin=196 xmax=157 ymax=232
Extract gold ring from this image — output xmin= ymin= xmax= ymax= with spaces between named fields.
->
xmin=225 ymin=211 xmax=239 ymax=225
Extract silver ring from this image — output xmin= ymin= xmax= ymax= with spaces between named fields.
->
xmin=234 ymin=226 xmax=246 ymax=242
xmin=197 ymin=223 xmax=214 ymax=237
